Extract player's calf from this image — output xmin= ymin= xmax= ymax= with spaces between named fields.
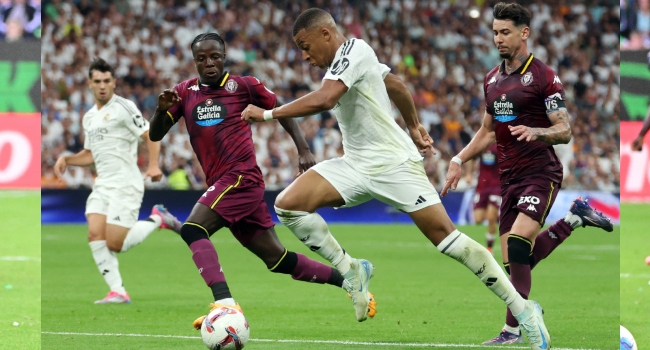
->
xmin=269 ymin=249 xmax=345 ymax=287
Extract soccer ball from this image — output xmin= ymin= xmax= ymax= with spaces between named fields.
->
xmin=200 ymin=306 xmax=250 ymax=349
xmin=620 ymin=325 xmax=637 ymax=350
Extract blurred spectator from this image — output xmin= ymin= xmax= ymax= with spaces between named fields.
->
xmin=41 ymin=0 xmax=619 ymax=193
xmin=0 ymin=0 xmax=40 ymax=39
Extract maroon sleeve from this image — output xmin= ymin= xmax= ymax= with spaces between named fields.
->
xmin=242 ymin=76 xmax=278 ymax=110
xmin=167 ymin=81 xmax=188 ymax=122
xmin=541 ymin=66 xmax=566 ymax=101
xmin=484 ymin=74 xmax=493 ymax=115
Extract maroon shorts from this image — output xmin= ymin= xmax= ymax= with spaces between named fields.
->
xmin=473 ymin=187 xmax=502 ymax=210
xmin=499 ymin=177 xmax=561 ymax=236
xmin=198 ymin=173 xmax=274 ymax=246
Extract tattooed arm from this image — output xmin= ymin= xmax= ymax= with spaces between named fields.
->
xmin=508 ymin=107 xmax=572 ymax=145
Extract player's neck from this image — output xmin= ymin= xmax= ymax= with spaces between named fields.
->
xmin=95 ymin=94 xmax=114 ymax=110
xmin=504 ymin=50 xmax=530 ymax=75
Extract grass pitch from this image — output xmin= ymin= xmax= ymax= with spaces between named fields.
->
xmin=41 ymin=221 xmax=618 ymax=349
xmin=0 ymin=190 xmax=41 ymax=349
xmin=620 ymin=203 xmax=650 ymax=348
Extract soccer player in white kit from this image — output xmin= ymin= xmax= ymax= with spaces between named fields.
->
xmin=54 ymin=58 xmax=182 ymax=304
xmin=241 ymin=8 xmax=550 ymax=348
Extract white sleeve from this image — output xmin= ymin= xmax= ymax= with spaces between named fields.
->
xmin=120 ymin=100 xmax=149 ymax=137
xmin=323 ymin=39 xmax=376 ymax=88
xmin=82 ymin=115 xmax=91 ymax=150
xmin=379 ymin=63 xmax=391 ymax=79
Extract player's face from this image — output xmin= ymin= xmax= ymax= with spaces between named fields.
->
xmin=294 ymin=28 xmax=330 ymax=70
xmin=88 ymin=70 xmax=116 ymax=104
xmin=192 ymin=40 xmax=226 ymax=85
xmin=492 ymin=19 xmax=528 ymax=59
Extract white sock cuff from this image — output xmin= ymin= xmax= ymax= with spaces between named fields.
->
xmin=503 ymin=323 xmax=520 ymax=335
xmin=274 ymin=206 xmax=309 ymax=218
xmin=149 ymin=215 xmax=162 ymax=226
xmin=437 ymin=229 xmax=463 ymax=254
xmin=89 ymin=240 xmax=107 ymax=251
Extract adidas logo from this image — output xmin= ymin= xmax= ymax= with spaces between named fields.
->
xmin=113 ymin=216 xmax=121 ymax=221
xmin=526 ymin=204 xmax=536 ymax=212
xmin=414 ymin=195 xmax=427 ymax=205
xmin=102 ymin=269 xmax=110 ymax=276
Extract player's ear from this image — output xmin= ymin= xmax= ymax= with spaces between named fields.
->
xmin=520 ymin=26 xmax=530 ymax=40
xmin=322 ymin=27 xmax=331 ymax=42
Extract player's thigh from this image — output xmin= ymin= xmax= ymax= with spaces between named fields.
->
xmin=408 ymin=203 xmax=457 ymax=246
xmin=231 ymin=200 xmax=283 ymax=267
xmin=85 ymin=188 xmax=109 ymax=241
xmin=276 ymin=158 xmax=366 ymax=212
xmin=244 ymin=227 xmax=287 ymax=268
xmin=86 ymin=213 xmax=107 ymax=242
xmin=509 ymin=212 xmax=542 ymax=241
xmin=473 ymin=191 xmax=488 ymax=222
xmin=105 ymin=224 xmax=130 ymax=252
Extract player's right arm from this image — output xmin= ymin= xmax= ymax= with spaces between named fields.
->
xmin=632 ymin=109 xmax=650 ymax=151
xmin=149 ymin=89 xmax=181 ymax=142
xmin=384 ymin=73 xmax=435 ymax=155
xmin=441 ymin=112 xmax=496 ymax=197
xmin=54 ymin=149 xmax=94 ymax=178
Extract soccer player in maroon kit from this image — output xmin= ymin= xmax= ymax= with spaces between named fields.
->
xmin=149 ymin=33 xmax=376 ymax=329
xmin=470 ymin=143 xmax=501 ymax=255
xmin=443 ymin=3 xmax=613 ymax=344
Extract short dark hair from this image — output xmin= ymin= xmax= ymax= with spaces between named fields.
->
xmin=292 ymin=8 xmax=330 ymax=37
xmin=191 ymin=33 xmax=225 ymax=52
xmin=88 ymin=57 xmax=114 ymax=79
xmin=493 ymin=2 xmax=531 ymax=28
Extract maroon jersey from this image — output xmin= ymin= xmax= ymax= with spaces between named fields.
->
xmin=484 ymin=54 xmax=564 ymax=185
xmin=167 ymin=73 xmax=277 ymax=186
xmin=476 ymin=143 xmax=500 ymax=191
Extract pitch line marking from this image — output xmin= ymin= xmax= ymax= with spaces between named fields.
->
xmin=0 ymin=256 xmax=40 ymax=262
xmin=41 ymin=331 xmax=600 ymax=349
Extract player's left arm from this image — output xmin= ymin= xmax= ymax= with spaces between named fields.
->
xmin=274 ymin=99 xmax=316 ymax=175
xmin=141 ymin=129 xmax=163 ymax=182
xmin=241 ymin=79 xmax=348 ymax=122
xmin=510 ymin=107 xmax=572 ymax=144
xmin=384 ymin=73 xmax=435 ymax=155
xmin=509 ymin=71 xmax=572 ymax=144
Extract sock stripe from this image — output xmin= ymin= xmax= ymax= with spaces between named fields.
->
xmin=184 ymin=222 xmax=209 ymax=236
xmin=440 ymin=231 xmax=461 ymax=254
xmin=508 ymin=234 xmax=531 ymax=245
xmin=268 ymin=249 xmax=288 ymax=271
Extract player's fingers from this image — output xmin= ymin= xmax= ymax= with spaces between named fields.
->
xmin=441 ymin=181 xmax=450 ymax=197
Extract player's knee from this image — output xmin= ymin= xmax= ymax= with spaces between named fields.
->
xmin=507 ymin=235 xmax=532 ymax=265
xmin=275 ymin=190 xmax=306 ymax=212
xmin=87 ymin=230 xmax=102 ymax=242
xmin=180 ymin=223 xmax=210 ymax=246
xmin=268 ymin=250 xmax=298 ymax=274
xmin=106 ymin=239 xmax=123 ymax=252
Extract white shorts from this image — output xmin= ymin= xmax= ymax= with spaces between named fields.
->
xmin=85 ymin=185 xmax=144 ymax=228
xmin=311 ymin=157 xmax=441 ymax=213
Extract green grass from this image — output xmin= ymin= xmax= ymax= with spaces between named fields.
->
xmin=621 ymin=203 xmax=650 ymax=348
xmin=41 ymin=222 xmax=618 ymax=349
xmin=0 ymin=190 xmax=41 ymax=349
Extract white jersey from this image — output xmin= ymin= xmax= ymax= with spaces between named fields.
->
xmin=82 ymin=94 xmax=149 ymax=191
xmin=323 ymin=38 xmax=421 ymax=175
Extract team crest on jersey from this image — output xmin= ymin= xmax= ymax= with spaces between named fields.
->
xmin=193 ymin=99 xmax=227 ymax=126
xmin=520 ymin=72 xmax=533 ymax=86
xmin=103 ymin=113 xmax=110 ymax=122
xmin=225 ymin=79 xmax=238 ymax=93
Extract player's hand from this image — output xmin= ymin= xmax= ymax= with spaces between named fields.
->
xmin=240 ymin=104 xmax=265 ymax=122
xmin=508 ymin=125 xmax=538 ymax=142
xmin=632 ymin=136 xmax=644 ymax=151
xmin=157 ymin=89 xmax=181 ymax=111
xmin=297 ymin=151 xmax=317 ymax=177
xmin=53 ymin=157 xmax=68 ymax=178
xmin=144 ymin=166 xmax=163 ymax=182
xmin=441 ymin=161 xmax=461 ymax=197
xmin=408 ymin=124 xmax=437 ymax=155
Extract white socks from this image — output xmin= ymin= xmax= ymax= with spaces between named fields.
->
xmin=89 ymin=240 xmax=126 ymax=295
xmin=437 ymin=230 xmax=525 ymax=317
xmin=563 ymin=211 xmax=582 ymax=230
xmin=216 ymin=297 xmax=237 ymax=306
xmin=121 ymin=216 xmax=161 ymax=252
xmin=275 ymin=207 xmax=353 ymax=275
xmin=504 ymin=323 xmax=520 ymax=335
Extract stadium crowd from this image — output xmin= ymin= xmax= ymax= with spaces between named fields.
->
xmin=41 ymin=0 xmax=620 ymax=193
xmin=0 ymin=0 xmax=40 ymax=40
